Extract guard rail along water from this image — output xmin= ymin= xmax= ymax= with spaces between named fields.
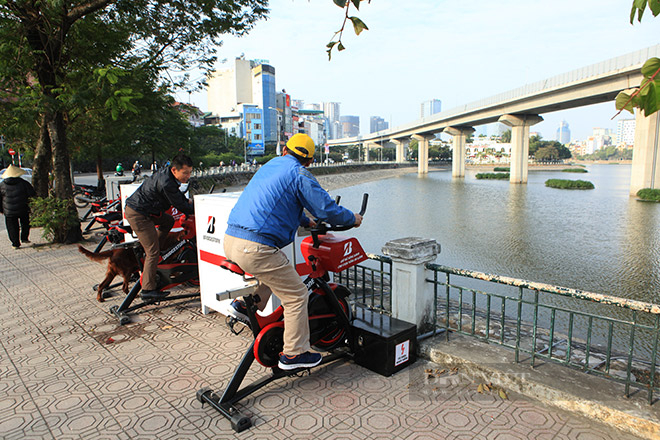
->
xmin=333 ymin=237 xmax=660 ymax=405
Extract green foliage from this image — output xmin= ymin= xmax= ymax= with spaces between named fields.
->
xmin=562 ymin=168 xmax=588 ymax=173
xmin=637 ymin=188 xmax=660 ymax=201
xmin=545 ymin=179 xmax=595 ymax=190
xmin=29 ymin=197 xmax=80 ymax=243
xmin=476 ymin=172 xmax=510 ymax=180
xmin=255 ymin=154 xmax=277 ymax=164
xmin=577 ymin=145 xmax=633 ymax=161
xmin=327 ymin=0 xmax=370 ymax=59
xmin=529 ymin=135 xmax=572 ymax=159
xmin=500 ymin=130 xmax=511 ymax=143
xmin=493 ymin=167 xmax=510 ymax=172
xmin=618 ymin=3 xmax=660 ymax=116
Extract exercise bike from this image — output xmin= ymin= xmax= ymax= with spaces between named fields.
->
xmin=196 ymin=194 xmax=369 ymax=432
xmin=108 ymin=215 xmax=200 ymax=325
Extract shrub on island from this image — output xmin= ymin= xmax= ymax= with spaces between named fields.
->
xmin=476 ymin=172 xmax=510 ymax=180
xmin=545 ymin=179 xmax=594 ymax=189
xmin=493 ymin=167 xmax=510 ymax=172
xmin=637 ymin=188 xmax=660 ymax=202
xmin=562 ymin=168 xmax=588 ymax=173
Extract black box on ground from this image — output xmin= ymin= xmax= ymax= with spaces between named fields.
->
xmin=350 ymin=307 xmax=417 ymax=377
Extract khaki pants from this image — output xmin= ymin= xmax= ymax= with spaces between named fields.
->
xmin=125 ymin=206 xmax=174 ymax=291
xmin=224 ymin=234 xmax=310 ymax=355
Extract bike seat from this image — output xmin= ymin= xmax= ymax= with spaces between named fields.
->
xmin=96 ymin=212 xmax=122 ymax=223
xmin=219 ymin=259 xmax=246 ymax=276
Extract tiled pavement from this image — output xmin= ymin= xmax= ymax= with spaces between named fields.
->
xmin=0 ymin=225 xmax=643 ymax=439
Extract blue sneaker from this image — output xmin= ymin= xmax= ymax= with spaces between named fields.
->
xmin=278 ymin=352 xmax=322 ymax=370
xmin=226 ymin=298 xmax=249 ymax=323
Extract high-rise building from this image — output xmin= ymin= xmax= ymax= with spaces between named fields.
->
xmin=370 ymin=116 xmax=389 ymax=133
xmin=251 ymin=63 xmax=277 ymax=143
xmin=207 ymin=57 xmax=253 ymax=115
xmin=616 ymin=119 xmax=635 ymax=146
xmin=420 ymin=99 xmax=442 ymax=118
xmin=556 ymin=120 xmax=571 ymax=144
xmin=206 ymin=57 xmax=278 ymax=153
xmin=323 ymin=102 xmax=342 ymax=140
xmin=340 ymin=115 xmax=360 ymax=138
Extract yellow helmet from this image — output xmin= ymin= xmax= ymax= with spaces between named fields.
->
xmin=286 ymin=133 xmax=315 ymax=159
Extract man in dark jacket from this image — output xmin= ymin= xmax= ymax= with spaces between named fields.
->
xmin=0 ymin=165 xmax=36 ymax=249
xmin=125 ymin=154 xmax=194 ymax=301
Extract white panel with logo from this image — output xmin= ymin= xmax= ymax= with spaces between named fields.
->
xmin=194 ymin=193 xmax=304 ymax=316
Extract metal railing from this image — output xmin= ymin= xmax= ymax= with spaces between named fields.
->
xmin=426 ymin=263 xmax=660 ymax=404
xmin=334 ymin=254 xmax=392 ymax=315
xmin=337 ymin=254 xmax=660 ymax=404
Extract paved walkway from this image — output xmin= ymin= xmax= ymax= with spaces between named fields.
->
xmin=0 ymin=224 xmax=642 ymax=439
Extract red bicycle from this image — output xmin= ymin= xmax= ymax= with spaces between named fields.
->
xmin=197 ymin=194 xmax=369 ymax=432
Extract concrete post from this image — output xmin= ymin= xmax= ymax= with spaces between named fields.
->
xmin=392 ymin=139 xmax=406 ymax=163
xmin=498 ymin=114 xmax=543 ymax=184
xmin=412 ymin=134 xmax=434 ymax=174
xmin=382 ymin=237 xmax=440 ymax=333
xmin=630 ymin=110 xmax=660 ymax=195
xmin=443 ymin=126 xmax=475 ymax=178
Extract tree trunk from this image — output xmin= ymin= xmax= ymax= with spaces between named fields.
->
xmin=32 ymin=114 xmax=53 ymax=198
xmin=96 ymin=147 xmax=105 ymax=189
xmin=47 ymin=110 xmax=82 ymax=243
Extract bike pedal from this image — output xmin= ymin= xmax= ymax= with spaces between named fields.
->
xmin=226 ymin=316 xmax=250 ymax=335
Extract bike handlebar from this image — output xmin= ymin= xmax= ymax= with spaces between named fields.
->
xmin=310 ymin=193 xmax=368 ymax=239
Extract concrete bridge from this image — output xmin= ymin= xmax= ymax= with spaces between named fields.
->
xmin=329 ymin=45 xmax=660 ymax=195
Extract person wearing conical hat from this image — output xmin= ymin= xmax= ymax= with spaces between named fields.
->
xmin=0 ymin=165 xmax=36 ymax=249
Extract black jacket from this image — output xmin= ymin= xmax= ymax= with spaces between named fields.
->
xmin=125 ymin=167 xmax=193 ymax=217
xmin=0 ymin=177 xmax=36 ymax=217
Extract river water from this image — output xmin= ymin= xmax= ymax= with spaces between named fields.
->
xmin=331 ymin=164 xmax=660 ymax=305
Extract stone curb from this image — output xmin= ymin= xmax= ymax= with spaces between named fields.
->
xmin=420 ymin=333 xmax=660 ymax=440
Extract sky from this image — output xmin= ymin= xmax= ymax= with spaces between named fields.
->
xmin=177 ymin=0 xmax=659 ymax=142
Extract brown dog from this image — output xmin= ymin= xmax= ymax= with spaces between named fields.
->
xmin=78 ymin=246 xmax=139 ymax=302
xmin=78 ymin=230 xmax=186 ymax=302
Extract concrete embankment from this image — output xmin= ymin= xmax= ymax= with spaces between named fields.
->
xmin=422 ymin=334 xmax=660 ymax=439
xmin=191 ymin=163 xmax=420 ymax=194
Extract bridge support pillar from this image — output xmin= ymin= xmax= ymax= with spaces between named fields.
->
xmin=412 ymin=134 xmax=434 ymax=174
xmin=382 ymin=237 xmax=440 ymax=333
xmin=392 ymin=139 xmax=406 ymax=163
xmin=630 ymin=110 xmax=660 ymax=195
xmin=444 ymin=126 xmax=475 ymax=178
xmin=498 ymin=114 xmax=543 ymax=184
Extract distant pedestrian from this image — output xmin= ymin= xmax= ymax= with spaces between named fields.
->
xmin=0 ymin=165 xmax=36 ymax=249
xmin=151 ymin=161 xmax=158 ymax=174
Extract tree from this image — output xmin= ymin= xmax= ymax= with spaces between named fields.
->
xmin=529 ymin=135 xmax=571 ymax=160
xmin=0 ymin=0 xmax=268 ymax=242
xmin=500 ymin=129 xmax=511 ymax=143
xmin=616 ymin=2 xmax=660 ymax=117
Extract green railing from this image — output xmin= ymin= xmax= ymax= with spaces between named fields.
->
xmin=334 ymin=254 xmax=392 ymax=315
xmin=426 ymin=263 xmax=660 ymax=404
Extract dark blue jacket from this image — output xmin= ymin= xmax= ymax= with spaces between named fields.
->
xmin=226 ymin=155 xmax=355 ymax=248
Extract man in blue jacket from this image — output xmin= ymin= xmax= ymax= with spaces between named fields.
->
xmin=224 ymin=134 xmax=362 ymax=370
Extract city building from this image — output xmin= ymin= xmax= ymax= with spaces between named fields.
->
xmin=323 ymin=102 xmax=342 ymax=140
xmin=556 ymin=120 xmax=571 ymax=144
xmin=370 ymin=116 xmax=389 ymax=133
xmin=340 ymin=115 xmax=360 ymax=138
xmin=420 ymin=99 xmax=442 ymax=118
xmin=276 ymin=92 xmax=293 ymax=152
xmin=206 ymin=57 xmax=278 ymax=154
xmin=251 ymin=63 xmax=277 ymax=144
xmin=296 ymin=109 xmax=326 ymax=156
xmin=616 ymin=119 xmax=635 ymax=146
